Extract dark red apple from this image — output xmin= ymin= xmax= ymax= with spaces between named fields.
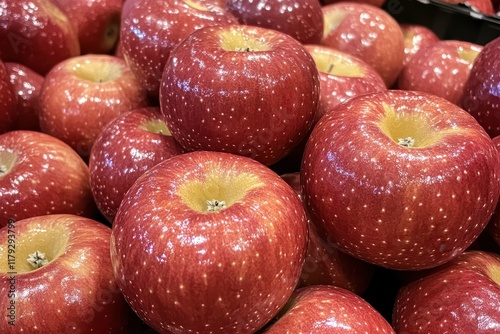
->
xmin=0 ymin=0 xmax=80 ymax=75
xmin=301 ymin=90 xmax=500 ymax=270
xmin=265 ymin=285 xmax=395 ymax=333
xmin=226 ymin=0 xmax=324 ymax=44
xmin=399 ymin=23 xmax=440 ymax=67
xmin=5 ymin=62 xmax=44 ymax=131
xmin=111 ymin=150 xmax=308 ymax=333
xmin=487 ymin=134 xmax=500 ymax=246
xmin=281 ymin=172 xmax=375 ymax=295
xmin=399 ymin=40 xmax=482 ymax=106
xmin=0 ymin=131 xmax=97 ymax=226
xmin=321 ymin=2 xmax=405 ymax=87
xmin=461 ymin=36 xmax=500 ymax=137
xmin=38 ymin=54 xmax=148 ymax=159
xmin=393 ymin=251 xmax=500 ymax=333
xmin=89 ymin=107 xmax=184 ymax=223
xmin=304 ymin=44 xmax=386 ymax=124
xmin=0 ymin=214 xmax=133 ymax=332
xmin=160 ymin=24 xmax=320 ymax=166
xmin=120 ymin=0 xmax=238 ymax=97
xmin=0 ymin=60 xmax=18 ymax=134
xmin=52 ymin=0 xmax=122 ymax=54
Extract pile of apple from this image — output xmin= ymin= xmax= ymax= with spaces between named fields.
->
xmin=0 ymin=0 xmax=499 ymax=333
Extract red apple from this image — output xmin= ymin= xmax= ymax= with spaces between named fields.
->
xmin=304 ymin=44 xmax=386 ymax=124
xmin=110 ymin=150 xmax=308 ymax=333
xmin=89 ymin=107 xmax=184 ymax=224
xmin=281 ymin=172 xmax=375 ymax=295
xmin=398 ymin=40 xmax=482 ymax=106
xmin=321 ymin=2 xmax=405 ymax=87
xmin=399 ymin=24 xmax=440 ymax=67
xmin=0 ymin=0 xmax=80 ymax=75
xmin=487 ymin=134 xmax=500 ymax=246
xmin=461 ymin=36 xmax=500 ymax=138
xmin=5 ymin=62 xmax=44 ymax=131
xmin=120 ymin=0 xmax=238 ymax=97
xmin=321 ymin=0 xmax=387 ymax=7
xmin=265 ymin=285 xmax=395 ymax=333
xmin=393 ymin=250 xmax=500 ymax=333
xmin=226 ymin=0 xmax=324 ymax=44
xmin=440 ymin=0 xmax=495 ymax=15
xmin=52 ymin=0 xmax=122 ymax=55
xmin=160 ymin=24 xmax=320 ymax=166
xmin=0 ymin=214 xmax=133 ymax=332
xmin=38 ymin=54 xmax=148 ymax=159
xmin=301 ymin=90 xmax=500 ymax=270
xmin=0 ymin=131 xmax=97 ymax=227
xmin=0 ymin=60 xmax=18 ymax=134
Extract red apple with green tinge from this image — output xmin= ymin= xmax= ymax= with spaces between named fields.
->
xmin=301 ymin=90 xmax=500 ymax=270
xmin=111 ymin=150 xmax=308 ymax=333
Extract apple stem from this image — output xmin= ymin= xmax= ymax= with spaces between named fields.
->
xmin=0 ymin=165 xmax=6 ymax=174
xmin=207 ymin=199 xmax=226 ymax=212
xmin=236 ymin=47 xmax=252 ymax=52
xmin=398 ymin=137 xmax=415 ymax=147
xmin=27 ymin=251 xmax=49 ymax=269
xmin=328 ymin=64 xmax=334 ymax=73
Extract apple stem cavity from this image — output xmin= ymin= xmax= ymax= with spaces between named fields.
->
xmin=398 ymin=137 xmax=415 ymax=148
xmin=27 ymin=251 xmax=49 ymax=269
xmin=207 ymin=199 xmax=226 ymax=212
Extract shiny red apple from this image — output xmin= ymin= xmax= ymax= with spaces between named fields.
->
xmin=0 ymin=214 xmax=133 ymax=332
xmin=111 ymin=150 xmax=308 ymax=333
xmin=399 ymin=23 xmax=440 ymax=67
xmin=398 ymin=40 xmax=482 ymax=106
xmin=301 ymin=90 xmax=500 ymax=270
xmin=38 ymin=54 xmax=148 ymax=159
xmin=160 ymin=24 xmax=320 ymax=166
xmin=0 ymin=131 xmax=97 ymax=226
xmin=0 ymin=60 xmax=17 ymax=134
xmin=89 ymin=107 xmax=184 ymax=223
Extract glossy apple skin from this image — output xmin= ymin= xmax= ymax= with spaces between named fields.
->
xmin=0 ymin=131 xmax=97 ymax=227
xmin=321 ymin=2 xmax=405 ymax=88
xmin=52 ymin=0 xmax=122 ymax=54
xmin=226 ymin=0 xmax=323 ymax=44
xmin=487 ymin=135 xmax=500 ymax=246
xmin=0 ymin=60 xmax=18 ymax=134
xmin=160 ymin=24 xmax=320 ymax=166
xmin=399 ymin=24 xmax=440 ymax=67
xmin=89 ymin=107 xmax=184 ymax=223
xmin=399 ymin=40 xmax=483 ymax=106
xmin=461 ymin=36 xmax=500 ymax=138
xmin=301 ymin=90 xmax=500 ymax=270
xmin=111 ymin=151 xmax=308 ymax=333
xmin=304 ymin=44 xmax=386 ymax=124
xmin=38 ymin=54 xmax=148 ymax=159
xmin=265 ymin=285 xmax=395 ymax=333
xmin=0 ymin=0 xmax=80 ymax=76
xmin=5 ymin=62 xmax=44 ymax=131
xmin=120 ymin=0 xmax=237 ymax=97
xmin=0 ymin=214 xmax=133 ymax=333
xmin=393 ymin=251 xmax=500 ymax=333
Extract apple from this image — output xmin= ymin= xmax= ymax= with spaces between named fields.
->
xmin=89 ymin=107 xmax=184 ymax=224
xmin=398 ymin=40 xmax=483 ymax=106
xmin=160 ymin=24 xmax=320 ymax=166
xmin=0 ymin=214 xmax=133 ymax=332
xmin=399 ymin=24 xmax=440 ymax=67
xmin=301 ymin=90 xmax=500 ymax=270
xmin=5 ymin=62 xmax=44 ymax=131
xmin=226 ymin=0 xmax=324 ymax=44
xmin=487 ymin=134 xmax=500 ymax=246
xmin=321 ymin=2 xmax=405 ymax=87
xmin=52 ymin=0 xmax=122 ymax=55
xmin=110 ymin=150 xmax=308 ymax=333
xmin=0 ymin=60 xmax=18 ymax=134
xmin=0 ymin=0 xmax=80 ymax=76
xmin=321 ymin=0 xmax=387 ymax=7
xmin=120 ymin=0 xmax=238 ymax=97
xmin=0 ymin=131 xmax=97 ymax=227
xmin=461 ymin=36 xmax=500 ymax=138
xmin=393 ymin=250 xmax=500 ymax=333
xmin=304 ymin=44 xmax=386 ymax=124
xmin=439 ymin=0 xmax=495 ymax=15
xmin=281 ymin=172 xmax=375 ymax=295
xmin=38 ymin=54 xmax=148 ymax=159
xmin=265 ymin=285 xmax=395 ymax=333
